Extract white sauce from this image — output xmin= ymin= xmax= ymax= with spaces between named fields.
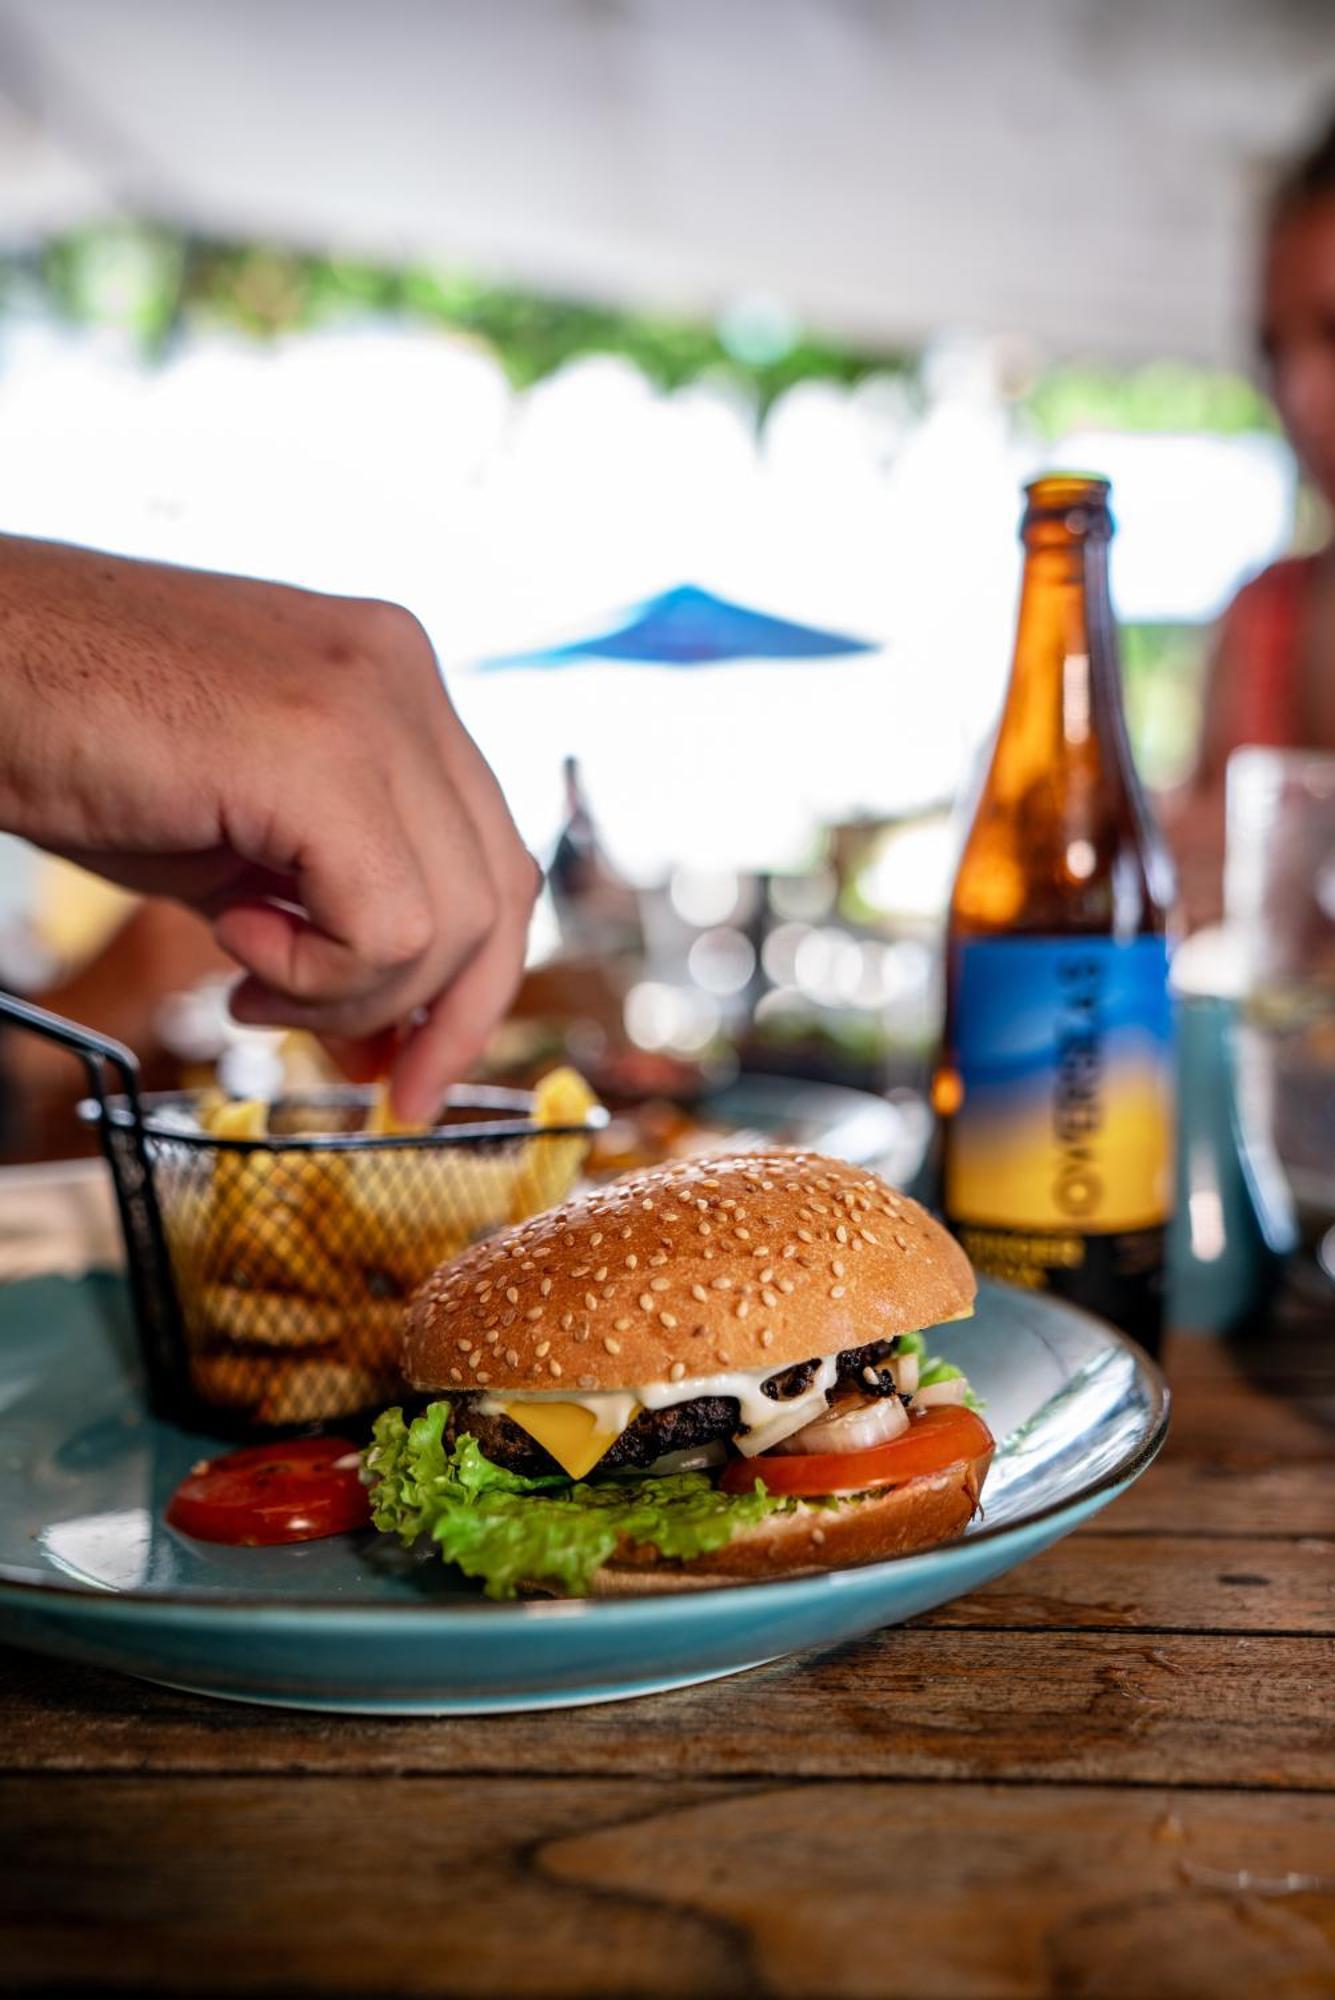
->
xmin=476 ymin=1353 xmax=843 ymax=1457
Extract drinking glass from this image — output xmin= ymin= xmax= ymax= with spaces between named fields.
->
xmin=1227 ymin=748 xmax=1335 ymax=1279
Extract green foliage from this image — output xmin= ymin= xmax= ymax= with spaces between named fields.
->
xmin=1025 ymin=359 xmax=1276 ymax=438
xmin=1121 ymin=621 xmax=1210 ymax=790
xmin=10 ymin=224 xmax=907 ymax=413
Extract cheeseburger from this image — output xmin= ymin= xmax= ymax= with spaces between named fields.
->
xmin=365 ymin=1150 xmax=992 ymax=1597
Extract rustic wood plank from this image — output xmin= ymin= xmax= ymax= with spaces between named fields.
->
xmin=1 ymin=1775 xmax=1332 ymax=1997
xmin=916 ymin=1530 xmax=1335 ymax=1632
xmin=1095 ymin=1458 xmax=1332 ymax=1536
xmin=3 ymin=1627 xmax=1330 ymax=1789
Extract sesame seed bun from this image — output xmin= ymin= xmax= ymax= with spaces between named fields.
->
xmin=402 ymin=1150 xmax=975 ymax=1395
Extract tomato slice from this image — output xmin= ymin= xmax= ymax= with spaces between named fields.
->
xmin=166 ymin=1437 xmax=372 ymax=1545
xmin=719 ymin=1405 xmax=994 ymax=1499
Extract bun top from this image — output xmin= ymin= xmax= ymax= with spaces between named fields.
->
xmin=402 ymin=1150 xmax=975 ymax=1397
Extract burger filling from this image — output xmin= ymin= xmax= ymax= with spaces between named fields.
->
xmin=449 ymin=1335 xmax=958 ymax=1479
xmin=364 ymin=1333 xmax=980 ymax=1599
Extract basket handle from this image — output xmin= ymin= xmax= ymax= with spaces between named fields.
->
xmin=0 ymin=990 xmax=188 ymax=1414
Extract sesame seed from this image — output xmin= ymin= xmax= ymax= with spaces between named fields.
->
xmin=590 ymin=1231 xmax=603 ymax=1247
xmin=625 ymin=1253 xmax=639 ymax=1269
xmin=526 ymin=1306 xmax=544 ymax=1321
xmin=535 ymin=1340 xmax=551 ymax=1357
xmin=736 ymin=1300 xmax=750 ymax=1319
xmin=604 ymin=1335 xmax=621 ymax=1354
xmin=540 ymin=1277 xmax=552 ymax=1296
xmin=459 ymin=1338 xmax=473 ymax=1353
xmin=783 ymin=1244 xmax=798 ymax=1259
xmin=574 ymin=1327 xmax=589 ymax=1343
xmin=760 ymin=1267 xmax=775 ymax=1284
xmin=642 ymin=1199 xmax=654 ymax=1211
xmin=560 ymin=1312 xmax=574 ymax=1331
xmin=797 ymin=1228 xmax=814 ymax=1243
xmin=761 ymin=1328 xmax=775 ymax=1348
xmin=584 ymin=1292 xmax=598 ymax=1311
xmin=650 ymin=1276 xmax=670 ymax=1293
xmin=691 ymin=1284 xmax=708 ymax=1303
xmin=507 ymin=1348 xmax=520 ymax=1366
xmin=836 ymin=1225 xmax=848 ymax=1243
xmin=698 ymin=1223 xmax=712 ymax=1237
xmin=570 ymin=1266 xmax=590 ymax=1279
xmin=639 ymin=1292 xmax=655 ymax=1312
xmin=711 ymin=1276 xmax=732 ymax=1290
xmin=564 ymin=1233 xmax=576 ymax=1246
xmin=476 ymin=1369 xmax=491 ymax=1384
xmin=832 ymin=1260 xmax=845 ymax=1278
xmin=703 ymin=1246 xmax=715 ymax=1259
xmin=622 ymin=1227 xmax=633 ymax=1239
xmin=505 ymin=1286 xmax=519 ymax=1304
xmin=735 ymin=1228 xmax=751 ymax=1241
xmin=549 ymin=1359 xmax=563 ymax=1378
xmin=669 ymin=1360 xmax=686 ymax=1382
xmin=830 ymin=1284 xmax=846 ymax=1299
xmin=660 ymin=1311 xmax=678 ymax=1329
xmin=578 ymin=1373 xmax=597 ymax=1390
xmin=450 ymin=1366 xmax=463 ymax=1382
xmin=663 ymin=1211 xmax=679 ymax=1222
xmin=762 ymin=1288 xmax=778 ymax=1308
xmin=649 ymin=1251 xmax=669 ymax=1267
xmin=595 ymin=1266 xmax=608 ymax=1282
xmin=894 ymin=1233 xmax=909 ymax=1250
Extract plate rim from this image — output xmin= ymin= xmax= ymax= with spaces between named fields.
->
xmin=0 ymin=1285 xmax=1170 ymax=1623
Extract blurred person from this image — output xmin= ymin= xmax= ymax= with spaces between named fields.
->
xmin=1164 ymin=111 xmax=1335 ymax=929
xmin=0 ymin=534 xmax=539 ymax=1124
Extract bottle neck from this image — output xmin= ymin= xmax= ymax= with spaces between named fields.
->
xmin=993 ymin=530 xmax=1131 ymax=792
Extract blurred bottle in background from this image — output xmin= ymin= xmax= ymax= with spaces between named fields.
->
xmin=548 ymin=755 xmax=644 ymax=961
xmin=934 ymin=475 xmax=1176 ymax=1353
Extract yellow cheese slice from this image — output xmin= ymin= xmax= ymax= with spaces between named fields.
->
xmin=496 ymin=1399 xmax=638 ymax=1481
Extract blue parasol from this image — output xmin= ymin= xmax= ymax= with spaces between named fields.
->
xmin=475 ymin=583 xmax=875 ymax=670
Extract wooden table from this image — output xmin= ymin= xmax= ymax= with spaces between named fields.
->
xmin=1 ymin=1298 xmax=1332 ymax=1998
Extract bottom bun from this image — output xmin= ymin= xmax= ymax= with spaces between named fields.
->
xmin=575 ymin=1447 xmax=993 ymax=1597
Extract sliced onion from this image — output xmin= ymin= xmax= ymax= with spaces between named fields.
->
xmin=891 ymin=1351 xmax=920 ymax=1396
xmin=775 ymin=1391 xmax=910 ymax=1456
xmin=640 ymin=1441 xmax=729 ymax=1476
xmin=910 ymin=1378 xmax=969 ymax=1411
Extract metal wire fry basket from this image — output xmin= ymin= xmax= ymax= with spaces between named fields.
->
xmin=0 ymin=993 xmax=604 ymax=1429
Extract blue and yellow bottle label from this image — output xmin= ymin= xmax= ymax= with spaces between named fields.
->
xmin=946 ymin=936 xmax=1174 ymax=1233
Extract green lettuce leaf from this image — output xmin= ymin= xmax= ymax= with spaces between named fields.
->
xmin=365 ymin=1402 xmax=784 ymax=1599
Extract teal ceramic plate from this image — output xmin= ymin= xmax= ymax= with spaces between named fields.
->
xmin=0 ymin=1274 xmax=1167 ymax=1713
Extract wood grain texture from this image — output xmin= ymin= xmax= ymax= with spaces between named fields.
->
xmin=1 ymin=1776 xmax=1333 ymax=1998
xmin=2 ymin=1627 xmax=1330 ymax=1789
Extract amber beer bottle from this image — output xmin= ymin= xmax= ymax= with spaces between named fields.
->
xmin=935 ymin=474 xmax=1175 ymax=1352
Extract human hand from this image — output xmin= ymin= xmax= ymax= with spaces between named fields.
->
xmin=0 ymin=536 xmax=539 ymax=1119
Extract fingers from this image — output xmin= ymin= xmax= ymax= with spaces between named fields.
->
xmin=210 ymin=603 xmax=537 ymax=1086
xmin=387 ymin=911 xmax=530 ymax=1124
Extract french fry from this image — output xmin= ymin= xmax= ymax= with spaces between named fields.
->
xmin=509 ymin=1066 xmax=599 ymax=1221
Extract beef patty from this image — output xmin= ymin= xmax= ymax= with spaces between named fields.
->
xmin=447 ymin=1338 xmax=906 ymax=1478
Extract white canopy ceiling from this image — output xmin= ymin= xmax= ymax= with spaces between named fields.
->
xmin=0 ymin=0 xmax=1333 ymax=365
